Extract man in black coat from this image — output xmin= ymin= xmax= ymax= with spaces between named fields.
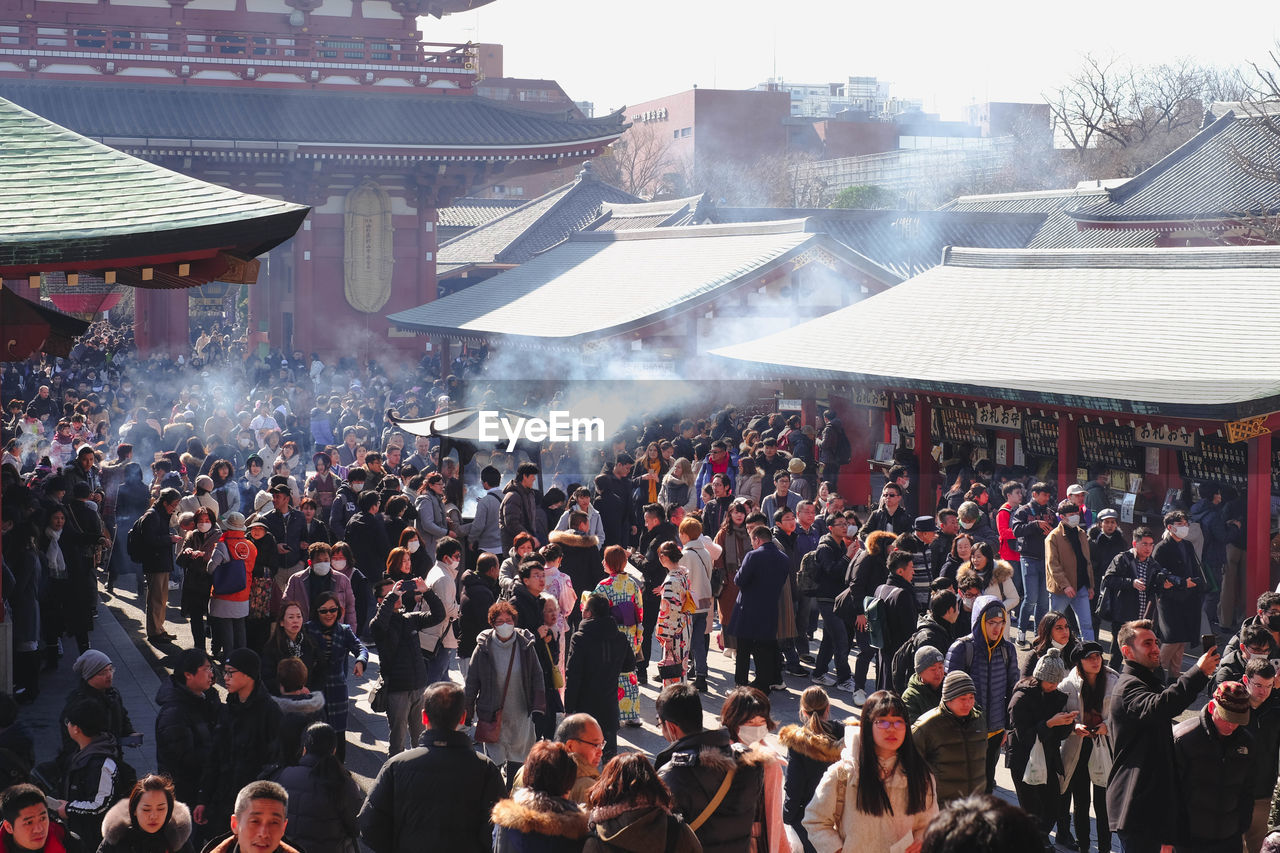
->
xmin=1107 ymin=618 xmax=1217 ymax=853
xmin=498 ymin=463 xmax=541 ymax=553
xmin=194 ymin=649 xmax=283 ymax=842
xmin=565 ymin=593 xmax=637 ymax=761
xmin=328 ymin=469 xmax=367 ymax=541
xmin=632 ymin=503 xmax=678 ymax=681
xmin=1172 ymin=681 xmax=1256 ymax=850
xmin=872 ymin=551 xmax=920 ymax=690
xmin=345 ymin=490 xmax=391 ymax=585
xmin=259 ymin=485 xmax=305 ymax=584
xmin=595 ymin=455 xmax=635 ymax=548
xmin=370 ymin=578 xmax=445 ymax=757
xmin=359 ymin=682 xmax=504 ymax=853
xmin=139 ymin=487 xmax=182 ymax=641
xmin=1151 ymin=510 xmax=1204 ymax=674
xmin=154 ymin=649 xmax=221 ymax=809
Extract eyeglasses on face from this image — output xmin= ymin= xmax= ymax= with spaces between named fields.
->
xmin=568 ymin=737 xmax=605 ymax=749
xmin=872 ymin=719 xmax=906 ymax=731
xmin=316 ymin=607 xmax=341 ymax=615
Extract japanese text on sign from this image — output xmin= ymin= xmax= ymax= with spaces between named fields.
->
xmin=1135 ymin=423 xmax=1196 ymax=449
xmin=974 ymin=404 xmax=1021 ymax=431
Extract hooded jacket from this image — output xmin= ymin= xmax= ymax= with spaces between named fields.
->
xmin=809 ymin=533 xmax=851 ymax=601
xmin=459 ymin=570 xmax=499 ymax=659
xmin=328 ymin=483 xmax=362 ymax=540
xmin=911 ymin=702 xmax=987 ymax=804
xmin=1058 ymin=665 xmax=1117 ymax=791
xmin=1173 ymin=706 xmax=1255 ymax=845
xmin=461 ymin=487 xmax=504 ymax=554
xmin=584 ymin=803 xmax=701 ymax=853
xmin=655 ymin=729 xmax=766 ymax=853
xmin=943 ymin=594 xmax=1018 ymax=734
xmin=564 ymin=616 xmax=636 ymax=733
xmin=549 ymin=529 xmax=603 ymax=599
xmin=491 ymin=789 xmax=588 ymax=853
xmin=63 ymin=734 xmax=120 ymax=850
xmin=500 ymin=481 xmax=539 ymax=554
xmin=778 ymin=719 xmax=844 ymax=827
xmin=154 ymin=675 xmax=221 ymax=805
xmin=98 ymin=798 xmax=194 ymax=853
xmin=267 ymin=753 xmax=364 ymax=853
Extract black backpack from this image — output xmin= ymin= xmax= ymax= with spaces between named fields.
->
xmin=126 ymin=512 xmax=150 ymax=563
xmin=833 ymin=429 xmax=853 ymax=466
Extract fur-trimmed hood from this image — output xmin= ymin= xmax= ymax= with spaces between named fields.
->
xmin=272 ymin=690 xmax=326 ymax=716
xmin=491 ymin=789 xmax=588 ymax=839
xmin=957 ymin=559 xmax=1015 ymax=586
xmin=549 ymin=529 xmax=599 ymax=549
xmin=101 ymin=798 xmax=193 ymax=848
xmin=587 ymin=802 xmax=681 ymax=852
xmin=777 ymin=721 xmax=843 ymax=764
xmin=991 ymin=559 xmax=1015 ymax=584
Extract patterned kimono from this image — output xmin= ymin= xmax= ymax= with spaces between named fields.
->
xmin=593 ymin=570 xmax=643 ymax=722
xmin=656 ymin=568 xmax=692 ymax=687
xmin=543 ymin=566 xmax=577 ymax=677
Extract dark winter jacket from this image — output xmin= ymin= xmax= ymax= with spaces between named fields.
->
xmin=944 ymin=595 xmax=1019 ymax=734
xmin=1246 ymin=692 xmax=1280 ymax=801
xmin=1011 ymin=500 xmax=1055 ymax=560
xmin=63 ymin=734 xmax=119 ymax=851
xmin=872 ymin=573 xmax=917 ymax=656
xmin=97 ymin=798 xmax=194 ymax=853
xmin=583 ymin=803 xmax=701 ymax=853
xmin=809 ymin=533 xmax=851 ymax=601
xmin=1100 ymin=551 xmax=1160 ymax=625
xmin=259 ymin=629 xmax=323 ymax=697
xmin=1172 ymin=707 xmax=1255 ymax=845
xmin=1087 ymin=527 xmax=1128 ymax=593
xmin=154 ymin=675 xmax=221 ymax=805
xmin=1151 ymin=535 xmax=1204 ymax=644
xmin=345 ymin=511 xmax=391 ymax=583
xmin=1106 ymin=659 xmax=1209 ymax=838
xmin=491 ymin=789 xmax=588 ymax=853
xmin=728 ymin=541 xmax=790 ymax=641
xmin=371 ymin=588 xmax=445 ymax=692
xmin=464 ymin=629 xmax=546 ymax=727
xmin=197 ymin=682 xmax=283 ymax=819
xmin=778 ymin=719 xmax=843 ymax=827
xmin=359 ymin=728 xmax=504 ymax=853
xmin=267 ymin=754 xmax=365 ymax=853
xmin=911 ymin=703 xmax=987 ymax=804
xmin=459 ymin=570 xmax=499 ymax=660
xmin=845 ymin=547 xmax=888 ymax=618
xmin=1190 ymin=497 xmax=1229 ymax=570
xmin=328 ymin=484 xmax=361 ymax=541
xmin=860 ymin=505 xmax=910 ymax=540
xmin=564 ymin=616 xmax=636 ymax=734
xmin=655 ymin=729 xmax=766 ymax=853
xmin=549 ymin=530 xmax=603 ymax=604
xmin=270 ymin=691 xmax=327 ymax=768
xmin=499 ymin=481 xmax=540 ymax=554
xmin=902 ymin=673 xmax=941 ymax=724
xmin=1006 ymin=681 xmax=1069 ymax=781
xmin=59 ymin=682 xmax=134 ymax=763
xmin=137 ymin=506 xmax=175 ymax=575
xmin=632 ymin=521 xmax=678 ymax=588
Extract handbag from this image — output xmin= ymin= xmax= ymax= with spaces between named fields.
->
xmin=474 ymin=641 xmax=517 ymax=744
xmin=368 ymin=677 xmax=388 ymax=713
xmin=1095 ymin=581 xmax=1116 ymax=623
xmin=1022 ymin=738 xmax=1048 ymax=786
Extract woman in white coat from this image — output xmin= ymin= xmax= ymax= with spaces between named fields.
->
xmin=803 ymin=690 xmax=937 ymax=853
xmin=1058 ymin=640 xmax=1116 ymax=853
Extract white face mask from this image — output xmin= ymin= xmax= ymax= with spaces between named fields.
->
xmin=494 ymin=623 xmax=516 ymax=640
xmin=351 ymin=483 xmax=364 ymax=493
xmin=1173 ymin=525 xmax=1190 ymax=539
xmin=197 ymin=522 xmax=212 ymax=533
xmin=312 ymin=561 xmax=331 ymax=576
xmin=406 ymin=540 xmax=420 ymax=553
xmin=331 ymin=558 xmax=347 ymax=571
xmin=1066 ymin=515 xmax=1081 ymax=528
xmin=960 ymin=520 xmax=975 ymax=530
xmin=738 ymin=724 xmax=769 ymax=745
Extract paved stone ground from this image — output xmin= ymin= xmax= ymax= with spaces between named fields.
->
xmin=19 ymin=570 xmax=1214 ymax=853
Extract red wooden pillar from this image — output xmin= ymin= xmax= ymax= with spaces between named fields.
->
xmin=1247 ymin=431 xmax=1273 ymax=605
xmin=247 ymin=251 xmax=271 ymax=357
xmin=167 ymin=286 xmax=190 ymax=355
xmin=915 ymin=399 xmax=934 ymax=513
xmin=134 ymin=286 xmax=156 ymax=356
xmin=1057 ymin=415 xmax=1079 ymax=498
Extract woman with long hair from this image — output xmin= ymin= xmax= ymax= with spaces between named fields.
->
xmin=1020 ymin=610 xmax=1079 ymax=678
xmin=713 ymin=500 xmax=752 ymax=653
xmin=208 ymin=459 xmax=238 ymax=519
xmin=395 ymin=528 xmax=429 ymax=577
xmin=261 ymin=601 xmax=322 ymax=695
xmin=592 ymin=546 xmax=643 ymax=727
xmin=956 ymin=542 xmax=1019 ymax=634
xmin=258 ymin=429 xmax=283 ymax=471
xmin=722 ymin=686 xmax=788 ymax=853
xmin=634 ymin=442 xmax=669 ymax=509
xmin=267 ymin=722 xmax=364 ymax=853
xmin=938 ymin=533 xmax=973 ymax=583
xmin=736 ymin=457 xmax=763 ymax=508
xmin=1007 ymin=648 xmax=1076 ymax=849
xmin=583 ymin=752 xmax=700 ymax=853
xmin=803 ymin=690 xmax=938 ymax=852
xmin=278 ymin=440 xmax=303 ymax=478
xmin=780 ymin=686 xmax=844 ymax=853
xmin=846 ymin=530 xmax=898 ymax=704
xmin=97 ymin=774 xmax=194 ymax=853
xmin=657 ymin=458 xmax=697 ymax=511
xmin=306 ymin=452 xmax=338 ymax=513
xmin=1058 ymin=641 xmax=1116 ymax=853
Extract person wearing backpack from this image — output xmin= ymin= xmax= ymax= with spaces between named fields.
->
xmin=134 ymin=488 xmax=183 ymax=642
xmin=206 ymin=513 xmax=256 ymax=654
xmin=807 ymin=516 xmax=859 ymax=691
xmin=889 ymin=590 xmax=962 ymax=698
xmin=818 ymin=411 xmax=851 ymax=492
xmin=943 ymin=594 xmax=1019 ymax=794
xmin=52 ymin=698 xmax=128 ymax=852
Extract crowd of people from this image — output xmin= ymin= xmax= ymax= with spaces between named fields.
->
xmin=0 ymin=322 xmax=1277 ymax=853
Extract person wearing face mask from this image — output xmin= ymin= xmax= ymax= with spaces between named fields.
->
xmin=463 ymin=600 xmax=545 ymax=788
xmin=1046 ymin=500 xmax=1096 ymax=642
xmin=238 ymin=457 xmax=266 ymax=516
xmin=419 ymin=538 xmax=466 ymax=686
xmin=177 ymin=507 xmax=221 ymax=653
xmin=327 ymin=468 xmax=367 ymax=542
xmin=394 ymin=529 xmax=428 ymax=577
xmin=304 ymin=592 xmax=368 ymax=762
xmin=720 ymin=687 xmax=788 ymax=853
xmin=955 ymin=501 xmax=998 ymax=556
xmin=283 ymin=543 xmax=357 ymax=632
xmin=1152 ymin=510 xmax=1205 ymax=676
xmin=370 ymin=577 xmax=445 ymax=757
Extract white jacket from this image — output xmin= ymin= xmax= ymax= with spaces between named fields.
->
xmin=1057 ymin=665 xmax=1117 ymax=791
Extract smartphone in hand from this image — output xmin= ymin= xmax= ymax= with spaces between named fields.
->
xmin=1202 ymin=633 xmax=1218 ymax=652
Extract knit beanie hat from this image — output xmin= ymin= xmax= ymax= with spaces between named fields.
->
xmin=73 ymin=649 xmax=112 ymax=681
xmin=941 ymin=670 xmax=975 ymax=702
xmin=914 ymin=646 xmax=945 ymax=676
xmin=1033 ymin=647 xmax=1068 ymax=684
xmin=224 ymin=648 xmax=262 ymax=683
xmin=1213 ymin=681 xmax=1251 ymax=725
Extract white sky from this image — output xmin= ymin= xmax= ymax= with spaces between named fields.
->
xmin=422 ymin=0 xmax=1280 ymax=119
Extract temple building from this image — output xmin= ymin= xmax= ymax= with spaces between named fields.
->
xmin=0 ymin=0 xmax=625 ymax=359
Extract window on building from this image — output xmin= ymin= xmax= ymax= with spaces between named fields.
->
xmin=679 ymin=127 xmax=692 ymax=138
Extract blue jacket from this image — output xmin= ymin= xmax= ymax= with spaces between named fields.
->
xmin=729 ymin=541 xmax=790 ymax=640
xmin=1190 ymin=498 xmax=1228 ymax=570
xmin=694 ymin=449 xmax=739 ymax=506
xmin=945 ymin=594 xmax=1018 ymax=734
